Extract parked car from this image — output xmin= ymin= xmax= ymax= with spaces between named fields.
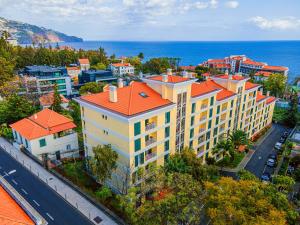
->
xmin=268 ymin=153 xmax=277 ymax=160
xmin=266 ymin=158 xmax=276 ymax=167
xmin=261 ymin=172 xmax=271 ymax=182
xmin=279 ymin=136 xmax=286 ymax=143
xmin=275 ymin=142 xmax=282 ymax=150
xmin=283 ymin=131 xmax=289 ymax=138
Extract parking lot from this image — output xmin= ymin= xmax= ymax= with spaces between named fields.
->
xmin=245 ymin=123 xmax=290 ymax=180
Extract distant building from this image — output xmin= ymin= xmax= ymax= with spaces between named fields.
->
xmin=253 ymin=71 xmax=272 ymax=82
xmin=201 ymin=55 xmax=289 ymax=77
xmin=109 ymin=62 xmax=134 ymax=76
xmin=21 ymin=66 xmax=72 ymax=96
xmin=6 ymin=37 xmax=18 ymax=46
xmin=10 ymin=109 xmax=78 ymax=160
xmin=39 ymin=92 xmax=69 ymax=109
xmin=66 ymin=66 xmax=81 ymax=85
xmin=78 ymin=58 xmax=90 ymax=71
xmin=79 ymin=70 xmax=117 ymax=85
xmin=179 ymin=66 xmax=196 ymax=71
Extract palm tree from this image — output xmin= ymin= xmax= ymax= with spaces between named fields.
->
xmin=229 ymin=130 xmax=249 ymax=150
xmin=213 ymin=139 xmax=235 ymax=162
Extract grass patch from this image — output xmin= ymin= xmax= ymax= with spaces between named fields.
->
xmin=216 ymin=151 xmax=246 ymax=168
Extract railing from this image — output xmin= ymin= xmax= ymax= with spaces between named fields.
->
xmin=146 ymin=138 xmax=156 ymax=146
xmin=199 ymin=116 xmax=206 ymax=122
xmin=145 ymin=152 xmax=157 ymax=161
xmin=199 ymin=128 xmax=206 ymax=133
xmin=221 ymin=107 xmax=227 ymax=112
xmin=201 ymin=104 xmax=208 ymax=109
xmin=145 ymin=122 xmax=156 ymax=131
xmin=219 ymin=128 xmax=225 ymax=133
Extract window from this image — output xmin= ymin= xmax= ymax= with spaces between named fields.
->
xmin=191 ymin=116 xmax=194 ymax=126
xmin=190 ymin=128 xmax=194 ymax=138
xmin=228 ymin=120 xmax=231 ymax=127
xmin=191 ymin=103 xmax=196 ymax=113
xmin=165 ymin=111 xmax=170 ymax=124
xmin=25 ymin=139 xmax=28 ymax=148
xmin=244 ymin=95 xmax=247 ymax=101
xmin=214 ymin=127 xmax=218 ymax=136
xmin=231 ymin=100 xmax=234 ymax=108
xmin=229 ymin=110 xmax=233 ymax=117
xmin=206 ymin=142 xmax=210 ymax=150
xmin=208 ymin=120 xmax=212 ymax=129
xmin=39 ymin=138 xmax=46 ymax=147
xmin=206 ymin=131 xmax=211 ymax=140
xmin=165 ymin=127 xmax=170 ymax=138
xmin=189 ymin=141 xmax=193 ymax=148
xmin=164 ymin=154 xmax=169 ymax=163
xmin=210 ymin=97 xmax=214 ymax=106
xmin=209 ymin=108 xmax=213 ymax=118
xmin=134 ymin=122 xmax=141 ymax=136
xmin=135 ymin=155 xmax=139 ymax=167
xmin=164 ymin=140 xmax=169 ymax=152
xmin=66 ymin=144 xmax=71 ymax=150
xmin=214 ymin=137 xmax=217 ymax=145
xmin=217 ymin=105 xmax=220 ymax=114
xmin=134 ymin=139 xmax=141 ymax=152
xmin=216 ymin=116 xmax=219 ymax=125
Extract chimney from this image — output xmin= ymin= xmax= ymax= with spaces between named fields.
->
xmin=162 ymin=74 xmax=168 ymax=82
xmin=267 ymin=91 xmax=270 ymax=96
xmin=228 ymin=74 xmax=233 ymax=80
xmin=182 ymin=70 xmax=188 ymax=78
xmin=117 ymin=78 xmax=124 ymax=88
xmin=109 ymin=86 xmax=118 ymax=103
xmin=166 ymin=68 xmax=172 ymax=76
xmin=34 ymin=114 xmax=37 ymax=119
xmin=225 ymin=69 xmax=229 ymax=76
xmin=139 ymin=71 xmax=143 ymax=79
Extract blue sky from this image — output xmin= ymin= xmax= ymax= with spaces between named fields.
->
xmin=0 ymin=0 xmax=300 ymax=41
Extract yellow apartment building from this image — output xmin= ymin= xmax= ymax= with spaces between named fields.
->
xmin=75 ymin=70 xmax=276 ymax=192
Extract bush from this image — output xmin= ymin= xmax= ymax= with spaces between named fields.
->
xmin=95 ymin=186 xmax=113 ymax=202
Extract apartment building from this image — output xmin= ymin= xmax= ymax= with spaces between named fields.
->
xmin=109 ymin=62 xmax=135 ymax=76
xmin=75 ymin=70 xmax=276 ymax=191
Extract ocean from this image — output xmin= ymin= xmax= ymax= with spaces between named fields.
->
xmin=61 ymin=41 xmax=300 ymax=83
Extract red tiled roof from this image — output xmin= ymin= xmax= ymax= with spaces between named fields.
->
xmin=0 ymin=186 xmax=34 ymax=225
xmin=202 ymin=72 xmax=211 ymax=77
xmin=39 ymin=92 xmax=69 ymax=107
xmin=231 ymin=56 xmax=244 ymax=60
xmin=266 ymin=96 xmax=276 ymax=104
xmin=111 ymin=63 xmax=131 ymax=67
xmin=242 ymin=59 xmax=265 ymax=67
xmin=10 ymin=109 xmax=76 ymax=140
xmin=215 ymin=74 xmax=247 ymax=81
xmin=66 ymin=66 xmax=80 ymax=71
xmin=262 ymin=65 xmax=288 ymax=72
xmin=180 ymin=66 xmax=196 ymax=71
xmin=149 ymin=75 xmax=189 ymax=83
xmin=255 ymin=71 xmax=272 ymax=77
xmin=207 ymin=59 xmax=225 ymax=64
xmin=191 ymin=80 xmax=235 ymax=101
xmin=245 ymin=82 xmax=260 ymax=90
xmin=80 ymin=82 xmax=173 ymax=117
xmin=256 ymin=93 xmax=268 ymax=102
xmin=214 ymin=63 xmax=231 ymax=69
xmin=78 ymin=58 xmax=89 ymax=64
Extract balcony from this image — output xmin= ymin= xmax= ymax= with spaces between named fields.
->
xmin=219 ymin=127 xmax=225 ymax=133
xmin=199 ymin=116 xmax=206 ymax=122
xmin=201 ymin=104 xmax=208 ymax=110
xmin=145 ymin=152 xmax=157 ymax=161
xmin=145 ymin=122 xmax=156 ymax=131
xmin=146 ymin=137 xmax=156 ymax=146
xmin=199 ymin=128 xmax=206 ymax=133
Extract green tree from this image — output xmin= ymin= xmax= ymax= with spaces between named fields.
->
xmin=51 ymin=84 xmax=63 ymax=113
xmin=138 ymin=52 xmax=144 ymax=60
xmin=142 ymin=58 xmax=172 ymax=74
xmin=238 ymin=169 xmax=258 ymax=181
xmin=95 ymin=186 xmax=112 ymax=202
xmin=79 ymin=82 xmax=103 ymax=95
xmin=90 ymin=144 xmax=118 ymax=184
xmin=213 ymin=139 xmax=235 ymax=162
xmin=229 ymin=129 xmax=249 ymax=149
xmin=117 ymin=187 xmax=138 ymax=224
xmin=272 ymin=175 xmax=295 ymax=193
xmin=285 ymin=92 xmax=299 ymax=127
xmin=264 ymin=73 xmax=287 ymax=97
xmin=91 ymin=62 xmax=107 ymax=70
xmin=0 ymin=57 xmax=15 ymax=85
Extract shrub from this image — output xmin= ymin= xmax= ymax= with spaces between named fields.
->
xmin=95 ymin=186 xmax=113 ymax=202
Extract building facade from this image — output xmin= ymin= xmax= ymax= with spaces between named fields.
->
xmin=10 ymin=109 xmax=78 ymax=160
xmin=75 ymin=71 xmax=276 ymax=191
xmin=79 ymin=70 xmax=117 ymax=85
xmin=78 ymin=58 xmax=90 ymax=71
xmin=21 ymin=66 xmax=72 ymax=96
xmin=109 ymin=63 xmax=135 ymax=76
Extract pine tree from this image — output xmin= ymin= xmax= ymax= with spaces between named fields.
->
xmin=51 ymin=84 xmax=63 ymax=113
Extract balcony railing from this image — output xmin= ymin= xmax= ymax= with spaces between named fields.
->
xmin=219 ymin=128 xmax=225 ymax=133
xmin=146 ymin=138 xmax=156 ymax=146
xmin=221 ymin=107 xmax=227 ymax=112
xmin=199 ymin=128 xmax=206 ymax=133
xmin=145 ymin=122 xmax=156 ymax=131
xmin=145 ymin=152 xmax=157 ymax=161
xmin=199 ymin=116 xmax=206 ymax=122
xmin=201 ymin=104 xmax=208 ymax=109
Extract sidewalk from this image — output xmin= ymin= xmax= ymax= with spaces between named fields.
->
xmin=0 ymin=137 xmax=118 ymax=225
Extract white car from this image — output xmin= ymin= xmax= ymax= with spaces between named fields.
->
xmin=274 ymin=142 xmax=282 ymax=150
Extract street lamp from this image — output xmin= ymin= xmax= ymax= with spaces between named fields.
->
xmin=1 ymin=169 xmax=16 ymax=178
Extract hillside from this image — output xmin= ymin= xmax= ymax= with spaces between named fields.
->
xmin=0 ymin=17 xmax=83 ymax=44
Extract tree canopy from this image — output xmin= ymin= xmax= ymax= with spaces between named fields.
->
xmin=264 ymin=73 xmax=287 ymax=98
xmin=79 ymin=82 xmax=104 ymax=95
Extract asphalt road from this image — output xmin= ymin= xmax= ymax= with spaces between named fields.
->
xmin=245 ymin=123 xmax=289 ymax=178
xmin=0 ymin=149 xmax=94 ymax=225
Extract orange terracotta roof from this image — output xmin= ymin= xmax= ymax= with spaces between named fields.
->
xmin=39 ymin=92 xmax=69 ymax=107
xmin=266 ymin=96 xmax=276 ymax=104
xmin=149 ymin=75 xmax=189 ymax=83
xmin=0 ymin=186 xmax=34 ymax=225
xmin=66 ymin=66 xmax=80 ymax=71
xmin=255 ymin=71 xmax=272 ymax=77
xmin=80 ymin=82 xmax=173 ymax=117
xmin=111 ymin=63 xmax=131 ymax=67
xmin=78 ymin=58 xmax=89 ymax=64
xmin=207 ymin=59 xmax=225 ymax=64
xmin=180 ymin=66 xmax=196 ymax=71
xmin=10 ymin=109 xmax=76 ymax=140
xmin=191 ymin=80 xmax=235 ymax=101
xmin=202 ymin=72 xmax=211 ymax=77
xmin=256 ymin=93 xmax=268 ymax=102
xmin=242 ymin=59 xmax=265 ymax=67
xmin=262 ymin=65 xmax=288 ymax=71
xmin=214 ymin=63 xmax=231 ymax=69
xmin=215 ymin=74 xmax=247 ymax=81
xmin=245 ymin=82 xmax=260 ymax=90
xmin=231 ymin=56 xmax=244 ymax=60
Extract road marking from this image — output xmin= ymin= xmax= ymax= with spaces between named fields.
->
xmin=33 ymin=200 xmax=40 ymax=207
xmin=4 ymin=171 xmax=8 ymax=176
xmin=262 ymin=165 xmax=267 ymax=174
xmin=46 ymin=213 xmax=54 ymax=221
xmin=12 ymin=179 xmax=18 ymax=185
xmin=21 ymin=188 xmax=28 ymax=195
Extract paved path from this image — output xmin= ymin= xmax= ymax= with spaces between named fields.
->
xmin=0 ymin=137 xmax=117 ymax=225
xmin=245 ymin=124 xmax=289 ymax=178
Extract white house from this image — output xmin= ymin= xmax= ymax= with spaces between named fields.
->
xmin=109 ymin=62 xmax=135 ymax=76
xmin=78 ymin=58 xmax=90 ymax=71
xmin=10 ymin=109 xmax=78 ymax=160
xmin=39 ymin=92 xmax=69 ymax=109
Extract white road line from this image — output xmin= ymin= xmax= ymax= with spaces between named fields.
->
xmin=21 ymin=188 xmax=28 ymax=195
xmin=4 ymin=171 xmax=8 ymax=176
xmin=33 ymin=200 xmax=40 ymax=207
xmin=262 ymin=165 xmax=267 ymax=174
xmin=46 ymin=213 xmax=54 ymax=221
xmin=12 ymin=179 xmax=18 ymax=185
